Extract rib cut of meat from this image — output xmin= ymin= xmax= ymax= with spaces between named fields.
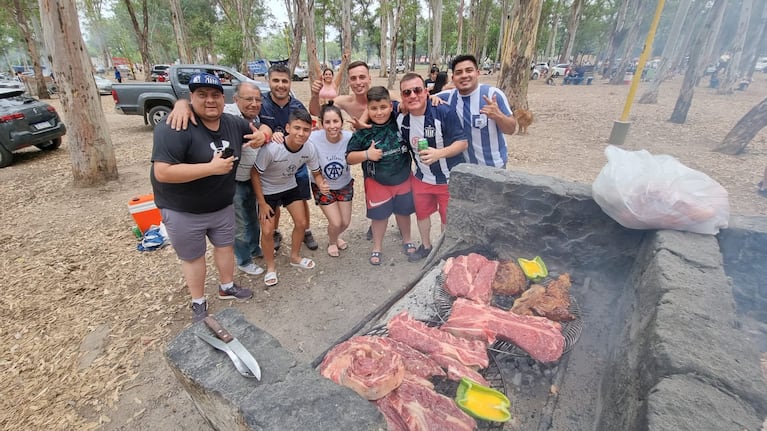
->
xmin=375 ymin=380 xmax=477 ymax=431
xmin=385 ymin=337 xmax=446 ymax=380
xmin=443 ymin=253 xmax=499 ymax=304
xmin=430 ymin=352 xmax=489 ymax=386
xmin=319 ymin=336 xmax=405 ymax=400
xmin=387 ymin=311 xmax=489 ymax=368
xmin=442 ymin=298 xmax=565 ymax=363
xmin=511 ymin=273 xmax=575 ymax=322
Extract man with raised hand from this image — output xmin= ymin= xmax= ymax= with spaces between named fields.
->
xmin=309 ymin=60 xmax=373 ymax=126
xmin=438 ymin=54 xmax=516 ymax=168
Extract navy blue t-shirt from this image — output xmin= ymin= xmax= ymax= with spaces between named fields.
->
xmin=259 ymin=92 xmax=307 ymax=133
xmin=150 ymin=113 xmax=250 ymax=214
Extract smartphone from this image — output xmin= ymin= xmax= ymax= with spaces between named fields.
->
xmin=221 ymin=147 xmax=235 ymax=158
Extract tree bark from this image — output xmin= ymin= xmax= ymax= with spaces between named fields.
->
xmin=670 ymin=0 xmax=726 ymax=124
xmin=337 ymin=0 xmax=352 ymax=94
xmin=38 ymin=0 xmax=118 ymax=186
xmin=498 ymin=0 xmax=544 ymax=110
xmin=289 ymin=0 xmax=305 ymax=74
xmin=609 ymin=0 xmax=647 ymax=85
xmin=169 ymin=0 xmax=192 ymax=63
xmin=122 ymin=0 xmax=151 ymax=81
xmin=602 ymin=0 xmax=632 ymax=76
xmin=546 ymin=0 xmax=562 ymax=62
xmin=742 ymin=2 xmax=767 ymax=80
xmin=430 ymin=0 xmax=443 ymax=67
xmin=718 ymin=0 xmax=752 ymax=94
xmin=560 ymin=0 xmax=584 ymax=66
xmin=12 ymin=0 xmax=49 ymax=98
xmin=457 ymin=0 xmax=465 ymax=56
xmin=302 ymin=0 xmax=322 ymax=83
xmin=713 ymin=95 xmax=767 ymax=155
xmin=386 ymin=0 xmax=404 ymax=89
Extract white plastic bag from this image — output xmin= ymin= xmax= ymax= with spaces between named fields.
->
xmin=592 ymin=145 xmax=729 ymax=235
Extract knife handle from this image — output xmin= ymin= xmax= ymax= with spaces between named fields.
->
xmin=204 ymin=316 xmax=234 ymax=343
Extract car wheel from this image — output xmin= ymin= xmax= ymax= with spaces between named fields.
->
xmin=148 ymin=106 xmax=171 ymax=128
xmin=553 ymin=72 xmax=560 ymax=77
xmin=0 ymin=145 xmax=12 ymax=168
xmin=531 ymin=72 xmax=539 ymax=80
xmin=35 ymin=137 xmax=62 ymax=151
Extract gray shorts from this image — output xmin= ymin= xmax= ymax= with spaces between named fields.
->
xmin=161 ymin=205 xmax=235 ymax=261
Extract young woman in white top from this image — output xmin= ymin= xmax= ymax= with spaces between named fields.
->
xmin=308 ymin=102 xmax=354 ymax=257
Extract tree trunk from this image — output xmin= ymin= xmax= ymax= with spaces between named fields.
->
xmin=670 ymin=0 xmax=726 ymax=124
xmin=713 ymin=95 xmax=767 ymax=155
xmin=38 ymin=0 xmax=118 ymax=186
xmin=386 ymin=0 xmax=404 ymax=89
xmin=718 ymin=0 xmax=752 ymax=94
xmin=457 ymin=0 xmax=465 ymax=56
xmin=379 ymin=0 xmax=388 ymax=78
xmin=169 ymin=0 xmax=192 ymax=63
xmin=742 ymin=2 xmax=767 ymax=80
xmin=289 ymin=0 xmax=305 ymax=74
xmin=12 ymin=0 xmax=49 ymax=98
xmin=303 ymin=0 xmax=322 ymax=83
xmin=602 ymin=0 xmax=631 ymax=76
xmin=546 ymin=0 xmax=562 ymax=61
xmin=495 ymin=0 xmax=509 ymax=71
xmin=337 ymin=0 xmax=352 ymax=94
xmin=498 ymin=0 xmax=544 ymax=110
xmin=560 ymin=0 xmax=584 ymax=65
xmin=638 ymin=0 xmax=692 ymax=104
xmin=609 ymin=0 xmax=647 ymax=85
xmin=430 ymin=0 xmax=443 ymax=67
xmin=122 ymin=0 xmax=151 ymax=81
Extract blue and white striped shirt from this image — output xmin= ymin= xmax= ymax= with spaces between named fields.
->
xmin=439 ymin=84 xmax=512 ymax=168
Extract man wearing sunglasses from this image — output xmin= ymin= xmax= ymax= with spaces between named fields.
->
xmin=397 ymin=73 xmax=468 ymax=261
xmin=438 ymin=54 xmax=516 ymax=168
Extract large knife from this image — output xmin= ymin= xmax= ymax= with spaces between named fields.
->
xmin=204 ymin=316 xmax=262 ymax=380
xmin=196 ymin=332 xmax=258 ymax=379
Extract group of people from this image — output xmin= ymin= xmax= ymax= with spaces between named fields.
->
xmin=150 ymin=55 xmax=517 ymax=322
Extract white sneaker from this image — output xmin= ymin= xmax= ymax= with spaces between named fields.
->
xmin=237 ymin=262 xmax=265 ymax=275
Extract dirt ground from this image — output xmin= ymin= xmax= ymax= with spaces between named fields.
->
xmin=1 ymin=69 xmax=766 ymax=431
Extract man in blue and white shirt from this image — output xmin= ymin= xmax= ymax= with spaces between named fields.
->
xmin=438 ymin=54 xmax=517 ymax=168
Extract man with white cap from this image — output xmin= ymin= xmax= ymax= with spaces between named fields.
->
xmin=151 ymin=72 xmax=266 ymax=322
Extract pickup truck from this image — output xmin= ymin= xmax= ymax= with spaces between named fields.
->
xmin=112 ymin=64 xmax=270 ymax=128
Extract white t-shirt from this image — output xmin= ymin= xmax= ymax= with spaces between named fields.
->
xmin=254 ymin=140 xmax=321 ymax=195
xmin=307 ymin=130 xmax=353 ymax=190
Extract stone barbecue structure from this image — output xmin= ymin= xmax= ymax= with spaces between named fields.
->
xmin=166 ymin=164 xmax=767 ymax=430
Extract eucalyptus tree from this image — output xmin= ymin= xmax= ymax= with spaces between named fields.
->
xmin=169 ymin=0 xmax=192 ymax=63
xmin=39 ymin=0 xmax=117 ymax=185
xmin=714 ymin=94 xmax=767 ymax=154
xmin=742 ymin=1 xmax=767 ymax=80
xmin=558 ymin=0 xmax=585 ymax=64
xmin=385 ymin=0 xmax=405 ymax=89
xmin=429 ymin=0 xmax=443 ymax=66
xmin=498 ymin=0 xmax=544 ymax=110
xmin=82 ymin=0 xmax=111 ymax=70
xmin=121 ymin=0 xmax=151 ymax=80
xmin=717 ymin=0 xmax=752 ymax=94
xmin=11 ymin=0 xmax=48 ymax=97
xmin=218 ymin=0 xmax=270 ymax=71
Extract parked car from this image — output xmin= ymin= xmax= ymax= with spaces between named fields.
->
xmin=112 ymin=64 xmax=275 ymax=128
xmin=94 ymin=76 xmax=113 ymax=95
xmin=550 ymin=64 xmax=569 ymax=77
xmin=0 ymin=88 xmax=66 ymax=167
xmin=535 ymin=62 xmax=550 ymax=74
xmin=530 ymin=65 xmax=541 ymax=80
xmin=755 ymin=57 xmax=767 ymax=73
xmin=0 ymin=78 xmax=25 ymax=91
xmin=292 ymin=66 xmax=308 ymax=81
xmin=150 ymin=64 xmax=171 ymax=82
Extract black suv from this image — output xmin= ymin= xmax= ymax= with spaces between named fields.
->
xmin=150 ymin=64 xmax=171 ymax=82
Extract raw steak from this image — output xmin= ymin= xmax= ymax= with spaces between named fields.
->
xmin=375 ymin=380 xmax=477 ymax=431
xmin=442 ymin=298 xmax=565 ymax=363
xmin=387 ymin=311 xmax=489 ymax=368
xmin=320 ymin=336 xmax=405 ymax=400
xmin=385 ymin=338 xmax=446 ymax=379
xmin=443 ymin=253 xmax=499 ymax=304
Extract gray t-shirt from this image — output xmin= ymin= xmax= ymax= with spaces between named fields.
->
xmin=224 ymin=103 xmax=262 ymax=182
xmin=254 ymin=141 xmax=320 ymax=195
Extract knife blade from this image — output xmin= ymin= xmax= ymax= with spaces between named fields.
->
xmin=204 ymin=316 xmax=262 ymax=380
xmin=195 ymin=332 xmax=257 ymax=379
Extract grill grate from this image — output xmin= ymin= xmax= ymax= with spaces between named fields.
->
xmin=433 ymin=274 xmax=584 ymax=358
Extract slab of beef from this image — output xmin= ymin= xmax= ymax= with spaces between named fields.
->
xmin=442 ymin=298 xmax=565 ymax=363
xmin=387 ymin=311 xmax=489 ymax=368
xmin=492 ymin=260 xmax=528 ymax=296
xmin=375 ymin=380 xmax=477 ymax=431
xmin=443 ymin=253 xmax=499 ymax=304
xmin=319 ymin=335 xmax=405 ymax=400
xmin=511 ymin=273 xmax=575 ymax=322
xmin=385 ymin=337 xmax=446 ymax=380
xmin=430 ymin=352 xmax=489 ymax=386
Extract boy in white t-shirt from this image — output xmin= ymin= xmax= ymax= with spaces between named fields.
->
xmin=252 ymin=109 xmax=330 ymax=287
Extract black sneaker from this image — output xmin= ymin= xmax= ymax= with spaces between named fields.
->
xmin=218 ymin=283 xmax=254 ymax=301
xmin=273 ymin=230 xmax=282 ymax=250
xmin=407 ymin=245 xmax=432 ymax=263
xmin=303 ymin=230 xmax=319 ymax=250
xmin=191 ymin=301 xmax=208 ymax=323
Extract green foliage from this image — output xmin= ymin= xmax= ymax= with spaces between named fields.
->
xmin=215 ymin=26 xmax=244 ymax=67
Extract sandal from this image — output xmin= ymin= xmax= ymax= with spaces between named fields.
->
xmin=337 ymin=238 xmax=348 ymax=250
xmin=289 ymin=257 xmax=316 ymax=269
xmin=264 ymin=271 xmax=278 ymax=287
xmin=402 ymin=242 xmax=417 ymax=256
xmin=327 ymin=244 xmax=340 ymax=257
xmin=369 ymin=251 xmax=382 ymax=266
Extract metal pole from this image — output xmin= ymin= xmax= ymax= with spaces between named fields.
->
xmin=609 ymin=0 xmax=666 ymax=145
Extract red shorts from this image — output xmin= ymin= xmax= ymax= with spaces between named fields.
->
xmin=412 ymin=179 xmax=449 ymax=223
xmin=364 ymin=175 xmax=415 ymax=220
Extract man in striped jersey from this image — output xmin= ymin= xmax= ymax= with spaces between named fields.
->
xmin=438 ymin=54 xmax=517 ymax=168
xmin=397 ymin=73 xmax=468 ymax=261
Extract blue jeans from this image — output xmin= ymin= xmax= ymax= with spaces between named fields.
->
xmin=233 ymin=181 xmax=262 ymax=266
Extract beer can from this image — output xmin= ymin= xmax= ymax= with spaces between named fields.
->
xmin=417 ymin=138 xmax=428 ymax=152
xmin=132 ymin=226 xmax=143 ymax=239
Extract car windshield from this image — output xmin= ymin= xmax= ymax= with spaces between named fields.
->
xmin=0 ymin=89 xmax=26 ymax=99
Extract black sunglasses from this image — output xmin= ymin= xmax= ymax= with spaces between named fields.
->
xmin=401 ymin=87 xmax=425 ymax=96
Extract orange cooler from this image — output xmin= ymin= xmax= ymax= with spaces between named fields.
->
xmin=128 ymin=194 xmax=162 ymax=233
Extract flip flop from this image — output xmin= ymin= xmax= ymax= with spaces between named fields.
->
xmin=290 ymin=257 xmax=316 ymax=269
xmin=369 ymin=251 xmax=382 ymax=266
xmin=327 ymin=244 xmax=340 ymax=257
xmin=264 ymin=271 xmax=278 ymax=287
xmin=337 ymin=239 xmax=348 ymax=250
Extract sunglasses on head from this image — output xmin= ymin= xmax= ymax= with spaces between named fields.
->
xmin=401 ymin=87 xmax=425 ymax=96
